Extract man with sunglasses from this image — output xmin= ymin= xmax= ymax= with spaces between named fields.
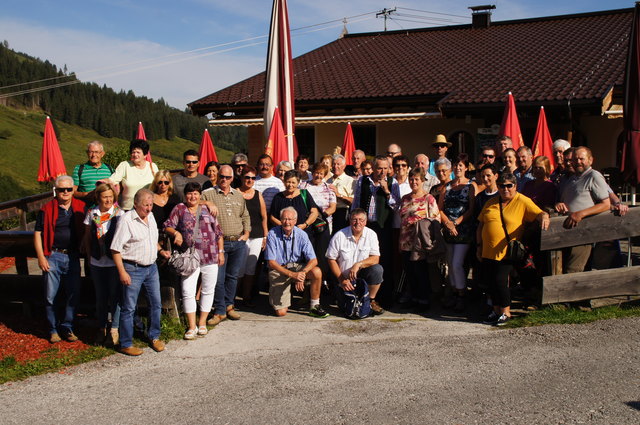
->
xmin=230 ymin=153 xmax=249 ymax=188
xmin=173 ymin=150 xmax=209 ymax=203
xmin=202 ymin=165 xmax=250 ymax=324
xmin=480 ymin=147 xmax=497 ymax=166
xmin=34 ymin=176 xmax=86 ymax=343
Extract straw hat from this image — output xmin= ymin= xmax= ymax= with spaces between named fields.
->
xmin=432 ymin=134 xmax=452 ymax=147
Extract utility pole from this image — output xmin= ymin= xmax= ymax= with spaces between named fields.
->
xmin=376 ymin=7 xmax=396 ymax=32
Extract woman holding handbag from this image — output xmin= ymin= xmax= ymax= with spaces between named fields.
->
xmin=476 ymin=173 xmax=549 ymax=326
xmin=299 ymin=162 xmax=336 ymax=280
xmin=164 ymin=182 xmax=224 ymax=340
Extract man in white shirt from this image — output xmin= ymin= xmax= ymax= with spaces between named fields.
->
xmin=414 ymin=153 xmax=440 ymax=193
xmin=328 ymin=154 xmax=355 ymax=234
xmin=253 ymin=154 xmax=285 ymax=213
xmin=111 ymin=188 xmax=169 ymax=356
xmin=326 ymin=208 xmax=385 ymax=315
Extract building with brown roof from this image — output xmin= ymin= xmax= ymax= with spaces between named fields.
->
xmin=189 ymin=7 xmax=632 ymax=169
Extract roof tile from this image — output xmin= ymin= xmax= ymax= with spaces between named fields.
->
xmin=190 ymin=9 xmax=632 ymax=111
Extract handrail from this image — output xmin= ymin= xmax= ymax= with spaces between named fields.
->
xmin=0 ymin=168 xmax=185 ymax=228
xmin=0 ymin=192 xmax=52 ymax=229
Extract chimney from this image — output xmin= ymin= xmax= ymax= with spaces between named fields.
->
xmin=469 ymin=5 xmax=496 ymax=29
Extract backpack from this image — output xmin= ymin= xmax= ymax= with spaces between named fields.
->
xmin=342 ymin=278 xmax=371 ymax=319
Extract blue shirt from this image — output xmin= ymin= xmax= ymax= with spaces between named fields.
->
xmin=265 ymin=226 xmax=316 ymax=265
xmin=514 ymin=167 xmax=535 ymax=192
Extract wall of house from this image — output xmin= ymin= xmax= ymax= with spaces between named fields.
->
xmin=579 ymin=115 xmax=623 ymax=170
xmin=313 ymin=118 xmax=485 ymax=162
xmin=240 ymin=114 xmax=622 ymax=171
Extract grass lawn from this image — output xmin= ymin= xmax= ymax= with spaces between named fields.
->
xmin=505 ymin=303 xmax=640 ymax=328
xmin=0 ymin=314 xmax=187 ymax=385
xmin=0 ymin=105 xmax=233 ymax=200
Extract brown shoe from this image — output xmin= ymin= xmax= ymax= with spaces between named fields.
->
xmin=206 ymin=314 xmax=227 ymax=326
xmin=119 ymin=346 xmax=143 ymax=356
xmin=370 ymin=300 xmax=385 ymax=315
xmin=150 ymin=339 xmax=165 ymax=352
xmin=49 ymin=333 xmax=62 ymax=344
xmin=226 ymin=306 xmax=241 ymax=320
xmin=65 ymin=332 xmax=79 ymax=342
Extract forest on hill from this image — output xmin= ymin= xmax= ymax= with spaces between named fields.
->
xmin=0 ymin=41 xmax=246 ymax=152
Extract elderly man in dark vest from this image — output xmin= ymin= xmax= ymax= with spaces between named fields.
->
xmin=34 ymin=175 xmax=86 ymax=343
xmin=352 ymin=155 xmax=400 ymax=308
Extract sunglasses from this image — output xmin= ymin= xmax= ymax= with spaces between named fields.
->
xmin=219 ymin=175 xmax=233 ymax=180
xmin=243 ymin=176 xmax=257 ymax=180
xmin=498 ymin=183 xmax=515 ymax=189
xmin=483 ymin=154 xmax=495 ymax=158
xmin=157 ymin=180 xmax=170 ymax=185
xmin=185 ymin=160 xmax=199 ymax=164
xmin=56 ymin=187 xmax=73 ymax=193
xmin=387 ymin=151 xmax=399 ymax=156
xmin=394 ymin=163 xmax=408 ymax=168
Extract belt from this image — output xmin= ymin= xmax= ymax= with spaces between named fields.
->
xmin=223 ymin=235 xmax=243 ymax=241
xmin=123 ymin=259 xmax=152 ymax=267
xmin=51 ymin=248 xmax=70 ymax=254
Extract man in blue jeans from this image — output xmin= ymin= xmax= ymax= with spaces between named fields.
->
xmin=111 ymin=189 xmax=170 ymax=356
xmin=202 ymin=164 xmax=250 ymax=325
xmin=34 ymin=176 xmax=86 ymax=343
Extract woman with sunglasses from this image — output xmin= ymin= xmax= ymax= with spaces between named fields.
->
xmin=238 ymin=166 xmax=268 ymax=306
xmin=477 ymin=172 xmax=549 ymax=325
xmin=150 ymin=170 xmax=180 ymax=233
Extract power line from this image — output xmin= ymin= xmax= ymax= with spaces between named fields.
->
xmin=396 ymin=7 xmax=470 ymax=20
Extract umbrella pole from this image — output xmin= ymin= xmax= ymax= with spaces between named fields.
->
xmin=632 ymin=185 xmax=637 ymax=206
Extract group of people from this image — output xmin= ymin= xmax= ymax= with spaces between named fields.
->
xmin=34 ymin=133 xmax=623 ymax=355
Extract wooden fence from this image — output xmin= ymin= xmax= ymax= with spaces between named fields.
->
xmin=540 ymin=207 xmax=640 ymax=304
xmin=0 ymin=191 xmax=178 ymax=317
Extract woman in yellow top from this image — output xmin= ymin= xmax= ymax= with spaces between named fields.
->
xmin=476 ymin=172 xmax=549 ymax=325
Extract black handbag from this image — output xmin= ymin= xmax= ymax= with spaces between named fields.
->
xmin=499 ymin=200 xmax=526 ymax=263
xmin=299 ymin=188 xmax=327 ymax=233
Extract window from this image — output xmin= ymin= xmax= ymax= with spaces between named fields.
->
xmin=295 ymin=127 xmax=315 ymax=161
xmin=352 ymin=125 xmax=376 ymax=157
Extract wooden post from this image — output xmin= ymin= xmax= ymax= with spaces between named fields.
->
xmin=15 ymin=202 xmax=29 ymax=275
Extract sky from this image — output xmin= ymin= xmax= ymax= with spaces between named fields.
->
xmin=0 ymin=0 xmax=634 ymax=110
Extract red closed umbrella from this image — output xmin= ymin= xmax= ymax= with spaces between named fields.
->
xmin=265 ymin=107 xmax=288 ymax=165
xmin=264 ymin=0 xmax=298 ymax=163
xmin=198 ymin=129 xmax=218 ymax=174
xmin=499 ymin=92 xmax=523 ymax=150
xmin=136 ymin=121 xmax=153 ymax=163
xmin=532 ymin=106 xmax=556 ymax=170
xmin=622 ymin=2 xmax=640 ymax=186
xmin=341 ymin=122 xmax=356 ymax=165
xmin=37 ymin=116 xmax=67 ymax=182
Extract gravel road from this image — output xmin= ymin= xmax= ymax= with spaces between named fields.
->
xmin=1 ymin=314 xmax=639 ymax=424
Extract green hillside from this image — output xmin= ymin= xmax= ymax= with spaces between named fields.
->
xmin=0 ymin=105 xmax=233 ymax=201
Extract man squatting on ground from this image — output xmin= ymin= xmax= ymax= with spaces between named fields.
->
xmin=265 ymin=206 xmax=329 ymax=318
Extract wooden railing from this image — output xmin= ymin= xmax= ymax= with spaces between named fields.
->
xmin=0 ymin=192 xmax=52 ymax=274
xmin=0 ymin=192 xmax=52 ymax=230
xmin=541 ymin=207 xmax=640 ymax=304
